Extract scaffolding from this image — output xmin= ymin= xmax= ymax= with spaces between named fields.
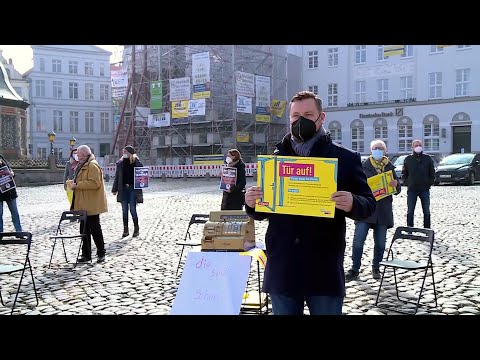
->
xmin=111 ymin=45 xmax=288 ymax=164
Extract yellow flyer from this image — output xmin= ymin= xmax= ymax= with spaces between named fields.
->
xmin=367 ymin=170 xmax=397 ymax=201
xmin=256 ymin=155 xmax=338 ymax=218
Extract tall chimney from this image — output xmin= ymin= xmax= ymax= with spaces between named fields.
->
xmin=9 ymin=58 xmax=13 ymax=64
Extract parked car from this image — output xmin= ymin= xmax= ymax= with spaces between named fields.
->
xmin=394 ymin=154 xmax=439 ymax=185
xmin=434 ymin=153 xmax=480 ymax=185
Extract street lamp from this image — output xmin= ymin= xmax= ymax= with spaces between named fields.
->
xmin=70 ymin=136 xmax=76 ymax=150
xmin=48 ymin=131 xmax=56 ymax=156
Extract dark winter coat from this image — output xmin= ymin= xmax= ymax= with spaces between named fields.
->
xmin=246 ymin=133 xmax=376 ymax=297
xmin=112 ymin=157 xmax=144 ymax=203
xmin=221 ymin=160 xmax=246 ymax=210
xmin=0 ymin=155 xmax=18 ymax=202
xmin=357 ymin=157 xmax=401 ymax=228
xmin=402 ymin=153 xmax=435 ymax=192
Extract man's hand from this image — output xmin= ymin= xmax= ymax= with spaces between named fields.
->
xmin=245 ymin=186 xmax=263 ymax=208
xmin=389 ymin=179 xmax=398 ymax=188
xmin=9 ymin=171 xmax=14 ymax=177
xmin=331 ymin=191 xmax=353 ymax=212
xmin=225 ymin=189 xmax=231 ymax=193
xmin=112 ymin=191 xmax=117 ymax=196
xmin=70 ymin=182 xmax=77 ymax=189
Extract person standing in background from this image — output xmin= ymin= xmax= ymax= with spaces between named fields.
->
xmin=112 ymin=146 xmax=144 ymax=237
xmin=221 ymin=148 xmax=246 ymax=210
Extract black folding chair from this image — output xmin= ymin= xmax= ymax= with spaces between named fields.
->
xmin=375 ymin=226 xmax=437 ymax=315
xmin=48 ymin=210 xmax=89 ymax=268
xmin=175 ymin=214 xmax=209 ymax=276
xmin=0 ymin=232 xmax=39 ymax=315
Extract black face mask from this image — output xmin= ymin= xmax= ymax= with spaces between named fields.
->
xmin=291 ymin=115 xmax=320 ymax=142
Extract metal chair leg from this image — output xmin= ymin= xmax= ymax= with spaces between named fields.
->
xmin=48 ymin=239 xmax=57 ymax=269
xmin=176 ymin=246 xmax=186 ymax=276
xmin=61 ymin=239 xmax=68 ymax=263
xmin=28 ymin=257 xmax=39 ymax=306
xmin=11 ymin=267 xmax=26 ymax=315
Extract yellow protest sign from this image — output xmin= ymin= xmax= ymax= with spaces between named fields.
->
xmin=367 ymin=170 xmax=397 ymax=201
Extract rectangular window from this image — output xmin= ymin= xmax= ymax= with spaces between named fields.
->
xmin=53 ymin=110 xmax=63 ymax=132
xmin=100 ymin=63 xmax=105 ymax=76
xmin=69 ymin=82 xmax=79 ymax=99
xmin=455 ymin=68 xmax=470 ymax=97
xmin=85 ymin=62 xmax=94 ymax=76
xmin=101 ymin=112 xmax=110 ymax=133
xmin=355 ymin=45 xmax=366 ymax=64
xmin=429 ymin=72 xmax=442 ymax=99
xmin=100 ymin=84 xmax=109 ymax=100
xmin=308 ymin=50 xmax=318 ymax=69
xmin=401 ymin=45 xmax=413 ymax=57
xmin=374 ymin=126 xmax=388 ymax=139
xmin=398 ymin=125 xmax=413 ymax=152
xmin=328 ymin=48 xmax=338 ymax=67
xmin=330 ymin=128 xmax=342 ymax=143
xmin=400 ymin=76 xmax=413 ymax=100
xmin=36 ymin=109 xmax=46 ymax=131
xmin=351 ymin=127 xmax=365 ymax=153
xmin=328 ymin=83 xmax=338 ymax=107
xmin=377 ymin=45 xmax=385 ymax=61
xmin=430 ymin=45 xmax=443 ymax=54
xmin=377 ymin=79 xmax=389 ymax=101
xmin=70 ymin=111 xmax=79 ymax=133
xmin=53 ymin=81 xmax=62 ymax=99
xmin=36 ymin=147 xmax=47 ymax=159
xmin=39 ymin=58 xmax=45 ymax=72
xmin=53 ymin=148 xmax=63 ymax=160
xmin=85 ymin=83 xmax=94 ymax=100
xmin=69 ymin=61 xmax=78 ymax=74
xmin=308 ymin=85 xmax=318 ymax=95
xmin=457 ymin=45 xmax=472 ymax=49
xmin=52 ymin=59 xmax=62 ymax=73
xmin=85 ymin=112 xmax=94 ymax=133
xmin=355 ymin=80 xmax=366 ymax=103
xmin=35 ymin=80 xmax=46 ymax=97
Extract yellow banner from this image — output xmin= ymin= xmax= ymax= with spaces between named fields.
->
xmin=367 ymin=170 xmax=397 ymax=201
xmin=256 ymin=114 xmax=271 ymax=123
xmin=384 ymin=45 xmax=404 ymax=57
xmin=192 ymin=91 xmax=210 ymax=99
xmin=172 ymin=100 xmax=189 ymax=118
xmin=256 ymin=155 xmax=338 ymax=218
xmin=240 ymin=248 xmax=267 ymax=268
xmin=236 ymin=131 xmax=250 ymax=143
xmin=270 ymin=100 xmax=286 ymax=118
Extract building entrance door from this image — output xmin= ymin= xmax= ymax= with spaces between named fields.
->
xmin=452 ymin=125 xmax=471 ymax=153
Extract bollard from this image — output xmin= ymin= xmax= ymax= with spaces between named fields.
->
xmin=104 ymin=173 xmax=110 ymax=182
xmin=206 ymin=172 xmax=210 ymax=181
xmin=183 ymin=172 xmax=187 ymax=181
xmin=162 ymin=173 xmax=167 ymax=182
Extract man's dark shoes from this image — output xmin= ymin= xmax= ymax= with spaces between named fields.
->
xmin=97 ymin=255 xmax=105 ymax=263
xmin=345 ymin=269 xmax=359 ymax=281
xmin=372 ymin=267 xmax=381 ymax=279
xmin=77 ymin=256 xmax=91 ymax=264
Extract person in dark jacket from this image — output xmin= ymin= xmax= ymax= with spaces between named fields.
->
xmin=112 ymin=146 xmax=144 ymax=237
xmin=221 ymin=148 xmax=246 ymax=210
xmin=345 ymin=139 xmax=401 ymax=281
xmin=402 ymin=139 xmax=435 ymax=228
xmin=245 ymin=91 xmax=376 ymax=315
xmin=0 ymin=154 xmax=22 ymax=233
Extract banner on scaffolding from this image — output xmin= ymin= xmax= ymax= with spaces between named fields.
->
xmin=192 ymin=52 xmax=211 ymax=99
xmin=150 ymin=80 xmax=163 ymax=110
xmin=170 ymin=77 xmax=191 ymax=101
xmin=236 ymin=71 xmax=255 ymax=98
xmin=255 ymin=75 xmax=271 ymax=122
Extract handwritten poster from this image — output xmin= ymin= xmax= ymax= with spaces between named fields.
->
xmin=256 ymin=155 xmax=338 ymax=218
xmin=367 ymin=170 xmax=397 ymax=201
xmin=170 ymin=252 xmax=251 ymax=315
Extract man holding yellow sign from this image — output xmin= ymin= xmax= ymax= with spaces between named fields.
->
xmin=345 ymin=140 xmax=401 ymax=281
xmin=245 ymin=91 xmax=376 ymax=315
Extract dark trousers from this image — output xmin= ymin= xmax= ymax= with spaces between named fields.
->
xmin=80 ymin=214 xmax=106 ymax=258
xmin=407 ymin=189 xmax=431 ymax=228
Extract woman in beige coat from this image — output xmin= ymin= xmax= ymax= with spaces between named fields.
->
xmin=69 ymin=145 xmax=108 ymax=263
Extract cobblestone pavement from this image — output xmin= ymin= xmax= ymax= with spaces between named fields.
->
xmin=0 ymin=178 xmax=479 ymax=315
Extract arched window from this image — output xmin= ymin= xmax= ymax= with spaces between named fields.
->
xmin=423 ymin=115 xmax=440 ymax=152
xmin=350 ymin=119 xmax=365 ymax=153
xmin=373 ymin=118 xmax=388 ymax=148
xmin=397 ymin=116 xmax=413 ymax=153
xmin=328 ymin=121 xmax=342 ymax=144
